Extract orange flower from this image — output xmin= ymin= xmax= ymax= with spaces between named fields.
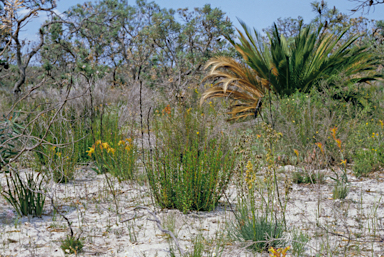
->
xmin=336 ymin=138 xmax=342 ymax=149
xmin=315 ymin=142 xmax=324 ymax=154
xmin=162 ymin=104 xmax=171 ymax=115
xmin=330 ymin=127 xmax=338 ymax=140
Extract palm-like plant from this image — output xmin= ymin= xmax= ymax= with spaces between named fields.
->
xmin=201 ymin=20 xmax=382 ymax=120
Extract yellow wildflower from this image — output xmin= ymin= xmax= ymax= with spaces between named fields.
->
xmin=293 ymin=149 xmax=299 ymax=157
xmin=95 ymin=140 xmax=102 ymax=146
xmin=101 ymin=142 xmax=109 ymax=149
xmin=315 ymin=142 xmax=324 ymax=154
xmin=196 ymin=132 xmax=199 ymax=135
xmin=86 ymin=147 xmax=95 ymax=157
xmin=269 ymin=246 xmax=290 ymax=257
xmin=118 ymin=140 xmax=125 ymax=146
xmin=107 ymin=147 xmax=115 ymax=155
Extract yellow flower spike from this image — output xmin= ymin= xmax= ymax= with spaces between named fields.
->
xmin=126 ymin=138 xmax=132 ymax=143
xmin=379 ymin=120 xmax=383 ymax=128
xmin=293 ymin=149 xmax=299 ymax=157
xmin=95 ymin=140 xmax=102 ymax=146
xmin=101 ymin=142 xmax=109 ymax=149
xmin=86 ymin=147 xmax=95 ymax=157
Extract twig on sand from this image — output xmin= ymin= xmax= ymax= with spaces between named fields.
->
xmin=121 ymin=206 xmax=184 ymax=255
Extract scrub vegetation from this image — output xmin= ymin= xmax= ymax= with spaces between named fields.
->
xmin=0 ymin=0 xmax=384 ymax=256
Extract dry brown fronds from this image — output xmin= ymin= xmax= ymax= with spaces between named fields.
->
xmin=200 ymin=56 xmax=265 ymax=121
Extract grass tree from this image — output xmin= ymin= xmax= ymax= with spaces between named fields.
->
xmin=201 ymin=20 xmax=382 ymax=120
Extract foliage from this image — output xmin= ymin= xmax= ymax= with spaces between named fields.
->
xmin=292 ymin=170 xmax=324 ymax=184
xmin=41 ymin=0 xmax=234 ymax=95
xmin=0 ymin=113 xmax=22 ymax=172
xmin=201 ymin=18 xmax=383 ymax=120
xmin=88 ymin=138 xmax=137 ymax=181
xmin=229 ymin=128 xmax=288 ymax=253
xmin=349 ymin=119 xmax=384 ymax=176
xmin=200 ymin=56 xmax=265 ymax=121
xmin=233 ymin=20 xmax=382 ymax=96
xmin=31 ymin=111 xmax=79 ymax=183
xmin=60 ymin=235 xmax=83 ymax=255
xmin=290 ymin=229 xmax=309 ymax=257
xmin=1 ymin=171 xmax=45 ymax=217
xmin=332 ymin=181 xmax=350 ymax=199
xmin=88 ymin=110 xmax=137 ymax=181
xmin=229 ymin=198 xmax=285 ymax=252
xmin=146 ymin=105 xmax=235 ymax=212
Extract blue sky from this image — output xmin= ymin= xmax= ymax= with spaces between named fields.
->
xmin=20 ymin=0 xmax=384 ymax=40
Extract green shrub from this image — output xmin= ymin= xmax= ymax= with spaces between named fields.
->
xmin=1 ymin=171 xmax=46 ymax=217
xmin=350 ymin=120 xmax=384 ymax=177
xmin=147 ymin=105 xmax=235 ymax=212
xmin=88 ymin=110 xmax=137 ymax=181
xmin=88 ymin=137 xmax=137 ymax=181
xmin=30 ymin=111 xmax=79 ymax=183
xmin=60 ymin=235 xmax=83 ymax=254
xmin=0 ymin=113 xmax=23 ymax=172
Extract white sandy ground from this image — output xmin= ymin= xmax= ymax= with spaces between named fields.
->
xmin=0 ymin=166 xmax=384 ymax=257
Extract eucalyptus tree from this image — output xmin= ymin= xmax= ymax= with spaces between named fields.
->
xmin=49 ymin=0 xmax=234 ymax=97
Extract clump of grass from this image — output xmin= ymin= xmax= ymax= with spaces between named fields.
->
xmin=290 ymin=229 xmax=309 ymax=256
xmin=228 ymin=199 xmax=285 ymax=253
xmin=292 ymin=170 xmax=324 ymax=184
xmin=1 ymin=171 xmax=46 ymax=217
xmin=60 ymin=235 xmax=83 ymax=255
xmin=332 ymin=182 xmax=349 ymax=200
xmin=147 ymin=105 xmax=235 ymax=212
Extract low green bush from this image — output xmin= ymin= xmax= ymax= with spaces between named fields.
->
xmin=146 ymin=105 xmax=235 ymax=212
xmin=60 ymin=235 xmax=83 ymax=254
